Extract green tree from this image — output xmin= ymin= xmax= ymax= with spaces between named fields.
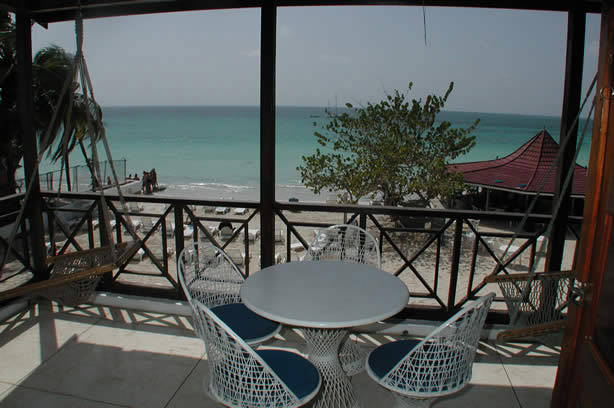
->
xmin=0 ymin=13 xmax=101 ymax=197
xmin=298 ymin=82 xmax=479 ymax=207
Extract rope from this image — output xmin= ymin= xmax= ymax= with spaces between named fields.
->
xmin=422 ymin=0 xmax=427 ymax=46
xmin=497 ymin=72 xmax=597 ymax=271
xmin=73 ymin=10 xmax=137 ymax=240
xmin=493 ymin=73 xmax=597 ymax=326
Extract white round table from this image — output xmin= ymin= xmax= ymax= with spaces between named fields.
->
xmin=241 ymin=261 xmax=410 ymax=408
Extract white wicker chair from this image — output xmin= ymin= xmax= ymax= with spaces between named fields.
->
xmin=306 ymin=224 xmax=381 ymax=267
xmin=304 ymin=224 xmax=381 ymax=375
xmin=178 ymin=243 xmax=280 ymax=345
xmin=366 ymin=293 xmax=495 ymax=408
xmin=194 ymin=299 xmax=321 ymax=408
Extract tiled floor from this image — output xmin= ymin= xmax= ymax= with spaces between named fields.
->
xmin=0 ymin=299 xmax=561 ymax=407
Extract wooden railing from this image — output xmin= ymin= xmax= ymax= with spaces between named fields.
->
xmin=0 ymin=192 xmax=582 ymax=322
xmin=274 ymin=202 xmax=581 ymax=319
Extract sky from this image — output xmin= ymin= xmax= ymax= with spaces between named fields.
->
xmin=31 ymin=6 xmax=601 ymax=116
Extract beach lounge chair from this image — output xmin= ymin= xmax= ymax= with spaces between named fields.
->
xmin=215 ymin=206 xmax=230 ymax=214
xmin=166 ymin=222 xmax=175 ymax=237
xmin=226 ymin=248 xmax=248 ymax=266
xmin=274 ymin=229 xmax=285 ymax=243
xmin=199 ymin=225 xmax=219 ymax=241
xmin=129 ymin=248 xmax=145 ymax=263
xmin=234 ymin=207 xmax=248 ymax=215
xmin=129 ymin=202 xmax=144 ymax=213
xmin=243 ymin=228 xmax=260 ymax=242
xmin=123 ymin=219 xmax=143 ymax=235
xmin=140 ymin=217 xmax=155 ymax=234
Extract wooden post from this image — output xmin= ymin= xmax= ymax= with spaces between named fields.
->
xmin=174 ymin=205 xmax=184 ymax=265
xmin=447 ymin=218 xmax=463 ymax=310
xmin=260 ymin=2 xmax=276 ymax=268
xmin=16 ymin=13 xmax=47 ymax=277
xmin=551 ymin=4 xmax=614 ymax=406
xmin=547 ymin=6 xmax=586 ymax=273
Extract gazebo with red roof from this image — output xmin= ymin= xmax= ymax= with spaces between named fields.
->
xmin=447 ymin=130 xmax=587 ymax=200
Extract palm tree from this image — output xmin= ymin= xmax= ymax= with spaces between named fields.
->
xmin=0 ymin=12 xmax=102 ymax=197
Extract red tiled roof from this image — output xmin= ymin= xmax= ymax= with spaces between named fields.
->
xmin=447 ymin=130 xmax=587 ymax=196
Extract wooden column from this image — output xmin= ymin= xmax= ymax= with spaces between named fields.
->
xmin=547 ymin=6 xmax=585 ymax=273
xmin=260 ymin=2 xmax=276 ymax=268
xmin=16 ymin=13 xmax=47 ymax=277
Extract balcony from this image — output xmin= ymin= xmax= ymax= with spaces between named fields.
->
xmin=0 ymin=296 xmax=559 ymax=407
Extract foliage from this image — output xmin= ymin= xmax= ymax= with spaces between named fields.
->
xmin=298 ymin=82 xmax=479 ymax=206
xmin=0 ymin=12 xmax=102 ymax=196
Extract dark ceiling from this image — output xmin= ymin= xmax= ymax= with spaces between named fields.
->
xmin=0 ymin=0 xmax=603 ymax=23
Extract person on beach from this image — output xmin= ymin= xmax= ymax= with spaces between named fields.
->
xmin=142 ymin=171 xmax=150 ymax=194
xmin=107 ymin=176 xmax=112 ymax=186
xmin=150 ymin=168 xmax=158 ymax=190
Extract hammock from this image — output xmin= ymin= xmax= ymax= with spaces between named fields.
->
xmin=485 ymin=271 xmax=574 ymax=341
xmin=0 ymin=7 xmax=140 ymax=305
xmin=484 ymin=74 xmax=596 ymax=342
xmin=0 ymin=242 xmax=136 ymax=305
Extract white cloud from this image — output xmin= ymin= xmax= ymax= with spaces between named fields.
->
xmin=320 ymin=54 xmax=351 ymax=64
xmin=240 ymin=49 xmax=260 ymax=57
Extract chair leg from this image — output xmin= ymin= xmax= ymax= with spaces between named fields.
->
xmin=392 ymin=393 xmax=433 ymax=408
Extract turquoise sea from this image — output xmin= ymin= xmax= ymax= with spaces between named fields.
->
xmin=37 ymin=106 xmax=593 ymax=202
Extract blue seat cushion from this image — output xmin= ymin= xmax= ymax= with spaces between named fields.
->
xmin=211 ymin=303 xmax=280 ymax=343
xmin=257 ymin=349 xmax=320 ymax=400
xmin=368 ymin=339 xmax=421 ymax=379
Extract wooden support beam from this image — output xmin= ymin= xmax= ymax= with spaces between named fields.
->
xmin=551 ymin=4 xmax=614 ymax=406
xmin=16 ymin=13 xmax=47 ymax=278
xmin=260 ymin=2 xmax=276 ymax=268
xmin=547 ymin=6 xmax=585 ymax=273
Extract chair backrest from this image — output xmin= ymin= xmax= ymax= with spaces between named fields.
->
xmin=306 ymin=224 xmax=381 ymax=268
xmin=193 ymin=299 xmax=301 ymax=407
xmin=178 ymin=243 xmax=244 ymax=309
xmin=380 ymin=293 xmax=494 ymax=396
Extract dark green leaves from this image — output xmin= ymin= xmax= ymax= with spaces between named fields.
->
xmin=298 ymin=82 xmax=478 ymax=206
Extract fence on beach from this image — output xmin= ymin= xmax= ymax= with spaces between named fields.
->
xmin=15 ymin=159 xmax=127 ymax=193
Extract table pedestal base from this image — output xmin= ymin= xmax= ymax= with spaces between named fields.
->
xmin=302 ymin=328 xmax=361 ymax=408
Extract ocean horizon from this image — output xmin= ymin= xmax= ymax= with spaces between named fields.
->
xmin=33 ymin=105 xmax=593 ymax=202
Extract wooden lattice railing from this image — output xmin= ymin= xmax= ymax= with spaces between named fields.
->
xmin=1 ymin=192 xmax=582 ymax=322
